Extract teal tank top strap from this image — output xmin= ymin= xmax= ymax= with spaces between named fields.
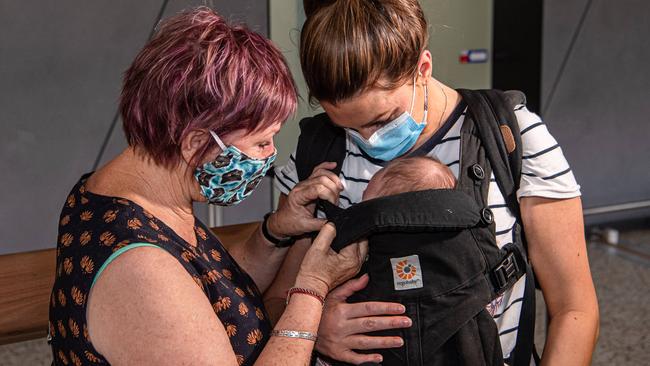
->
xmin=90 ymin=243 xmax=162 ymax=289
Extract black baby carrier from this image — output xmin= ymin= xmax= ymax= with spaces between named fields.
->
xmin=294 ymin=90 xmax=538 ymax=366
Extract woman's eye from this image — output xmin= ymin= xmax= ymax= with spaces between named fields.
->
xmin=366 ymin=121 xmax=387 ymax=133
xmin=373 ymin=120 xmax=389 ymax=128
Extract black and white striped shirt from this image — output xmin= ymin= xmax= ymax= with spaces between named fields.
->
xmin=275 ymin=102 xmax=581 ymax=363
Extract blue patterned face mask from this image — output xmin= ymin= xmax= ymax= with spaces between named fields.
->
xmin=346 ymin=76 xmax=428 ymax=161
xmin=194 ymin=131 xmax=276 ymax=206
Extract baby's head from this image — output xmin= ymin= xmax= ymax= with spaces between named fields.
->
xmin=362 ymin=156 xmax=456 ymax=201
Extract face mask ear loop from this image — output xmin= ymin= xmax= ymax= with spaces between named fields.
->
xmin=422 ymin=79 xmax=429 ymax=124
xmin=209 ymin=130 xmax=228 ymax=152
xmin=409 ymin=74 xmax=418 ymax=115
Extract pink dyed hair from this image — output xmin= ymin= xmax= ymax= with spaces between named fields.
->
xmin=120 ymin=7 xmax=297 ymax=167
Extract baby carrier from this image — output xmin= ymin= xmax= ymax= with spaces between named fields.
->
xmin=293 ymin=90 xmax=538 ymax=366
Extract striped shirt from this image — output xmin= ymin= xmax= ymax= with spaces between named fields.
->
xmin=274 ymin=100 xmax=581 ymax=363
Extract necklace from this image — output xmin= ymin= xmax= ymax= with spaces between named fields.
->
xmin=435 ymin=79 xmax=448 ymax=130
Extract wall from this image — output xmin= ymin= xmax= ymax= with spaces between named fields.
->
xmin=542 ymin=0 xmax=650 ymax=224
xmin=422 ymin=0 xmax=493 ymax=89
xmin=0 ymin=1 xmax=270 ymax=255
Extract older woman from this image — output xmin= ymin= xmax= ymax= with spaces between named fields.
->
xmin=48 ymin=8 xmax=366 ymax=366
xmin=266 ymin=1 xmax=600 ymax=366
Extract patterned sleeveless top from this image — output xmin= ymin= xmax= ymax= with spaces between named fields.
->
xmin=49 ymin=174 xmax=271 ymax=365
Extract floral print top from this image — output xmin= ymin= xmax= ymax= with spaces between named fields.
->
xmin=49 ymin=174 xmax=271 ymax=365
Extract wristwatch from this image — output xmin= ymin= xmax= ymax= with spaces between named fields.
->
xmin=262 ymin=212 xmax=296 ymax=247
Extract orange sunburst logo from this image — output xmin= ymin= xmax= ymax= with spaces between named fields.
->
xmin=395 ymin=260 xmax=417 ymax=280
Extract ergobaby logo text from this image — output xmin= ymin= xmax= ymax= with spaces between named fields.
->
xmin=390 ymin=255 xmax=423 ymax=290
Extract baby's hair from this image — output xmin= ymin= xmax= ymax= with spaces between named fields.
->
xmin=367 ymin=156 xmax=456 ymax=198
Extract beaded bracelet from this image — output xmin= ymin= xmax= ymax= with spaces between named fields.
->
xmin=286 ymin=287 xmax=326 ymax=306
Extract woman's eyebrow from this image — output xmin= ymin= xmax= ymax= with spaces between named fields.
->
xmin=361 ymin=107 xmax=399 ymax=128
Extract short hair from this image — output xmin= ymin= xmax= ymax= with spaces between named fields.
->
xmin=365 ymin=156 xmax=456 ymax=199
xmin=120 ymin=7 xmax=297 ymax=167
xmin=300 ymin=0 xmax=428 ymax=104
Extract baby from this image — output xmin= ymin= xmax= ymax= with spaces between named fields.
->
xmin=362 ymin=156 xmax=457 ymax=201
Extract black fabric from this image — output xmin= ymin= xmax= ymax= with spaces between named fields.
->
xmin=458 ymin=90 xmax=536 ymax=366
xmin=318 ymin=190 xmax=480 ymax=253
xmin=319 ymin=193 xmax=518 ymax=365
xmin=295 ymin=113 xmax=347 ymax=181
xmin=457 ymin=89 xmax=525 ymax=224
xmin=295 ymin=90 xmax=536 ymax=366
xmin=457 ymin=90 xmax=536 ymax=366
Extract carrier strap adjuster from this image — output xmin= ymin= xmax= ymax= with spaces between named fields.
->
xmin=493 ymin=252 xmax=519 ymax=292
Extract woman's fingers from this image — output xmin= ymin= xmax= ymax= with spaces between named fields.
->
xmin=311 ymin=223 xmax=337 ymax=251
xmin=344 ymin=301 xmax=407 ymax=318
xmin=293 ymin=181 xmax=340 ymax=206
xmin=310 ymin=184 xmax=340 ymax=206
xmin=306 ymin=174 xmax=341 ymax=196
xmin=337 ymin=350 xmax=383 ymax=365
xmin=327 ymin=274 xmax=370 ymax=302
xmin=310 ymin=166 xmax=343 ymax=182
xmin=309 ymin=161 xmax=343 ymax=189
xmin=301 ymin=217 xmax=329 ymax=233
xmin=346 ymin=335 xmax=404 ymax=350
xmin=312 ymin=176 xmax=342 ymax=203
xmin=312 ymin=161 xmax=337 ymax=172
xmin=347 ymin=315 xmax=412 ymax=334
xmin=358 ymin=240 xmax=369 ymax=261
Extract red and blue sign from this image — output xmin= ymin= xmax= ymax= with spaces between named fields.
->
xmin=459 ymin=49 xmax=489 ymax=64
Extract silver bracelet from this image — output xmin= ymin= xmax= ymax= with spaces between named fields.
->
xmin=270 ymin=329 xmax=318 ymax=342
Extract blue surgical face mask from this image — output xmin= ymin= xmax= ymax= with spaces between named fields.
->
xmin=346 ymin=76 xmax=428 ymax=161
xmin=194 ymin=131 xmax=276 ymax=206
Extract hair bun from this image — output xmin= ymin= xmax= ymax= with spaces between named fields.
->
xmin=303 ymin=0 xmax=337 ymax=18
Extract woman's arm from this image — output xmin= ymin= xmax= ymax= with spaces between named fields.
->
xmin=226 ymin=225 xmax=291 ymax=294
xmin=227 ymin=162 xmax=344 ymax=294
xmin=264 ymin=234 xmax=313 ymax=324
xmin=521 ymin=196 xmax=599 ymax=366
xmin=88 ymin=246 xmax=241 ymax=365
xmin=88 ymin=225 xmax=367 ymax=365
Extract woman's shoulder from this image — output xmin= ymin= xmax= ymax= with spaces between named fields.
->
xmin=84 ymin=244 xmax=230 ymax=365
xmin=511 ymin=105 xmax=582 ymax=199
xmin=54 ymin=174 xmax=191 ymax=293
xmin=90 ymin=243 xmax=195 ymax=295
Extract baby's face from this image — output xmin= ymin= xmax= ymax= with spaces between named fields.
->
xmin=361 ymin=169 xmax=386 ymax=201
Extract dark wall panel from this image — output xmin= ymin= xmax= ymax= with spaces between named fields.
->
xmin=493 ymin=0 xmax=543 ymax=113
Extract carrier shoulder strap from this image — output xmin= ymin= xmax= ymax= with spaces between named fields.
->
xmin=458 ymin=89 xmax=537 ymax=366
xmin=295 ymin=113 xmax=347 ymax=182
xmin=457 ymin=89 xmax=525 ymax=220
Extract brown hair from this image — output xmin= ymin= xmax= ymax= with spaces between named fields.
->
xmin=366 ymin=156 xmax=456 ymax=199
xmin=300 ymin=0 xmax=428 ymax=104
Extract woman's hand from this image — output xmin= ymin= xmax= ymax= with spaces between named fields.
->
xmin=268 ymin=162 xmax=343 ymax=238
xmin=294 ymin=223 xmax=368 ymax=296
xmin=315 ymin=275 xmax=412 ymax=365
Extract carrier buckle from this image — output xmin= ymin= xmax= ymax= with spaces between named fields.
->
xmin=493 ymin=252 xmax=519 ymax=292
